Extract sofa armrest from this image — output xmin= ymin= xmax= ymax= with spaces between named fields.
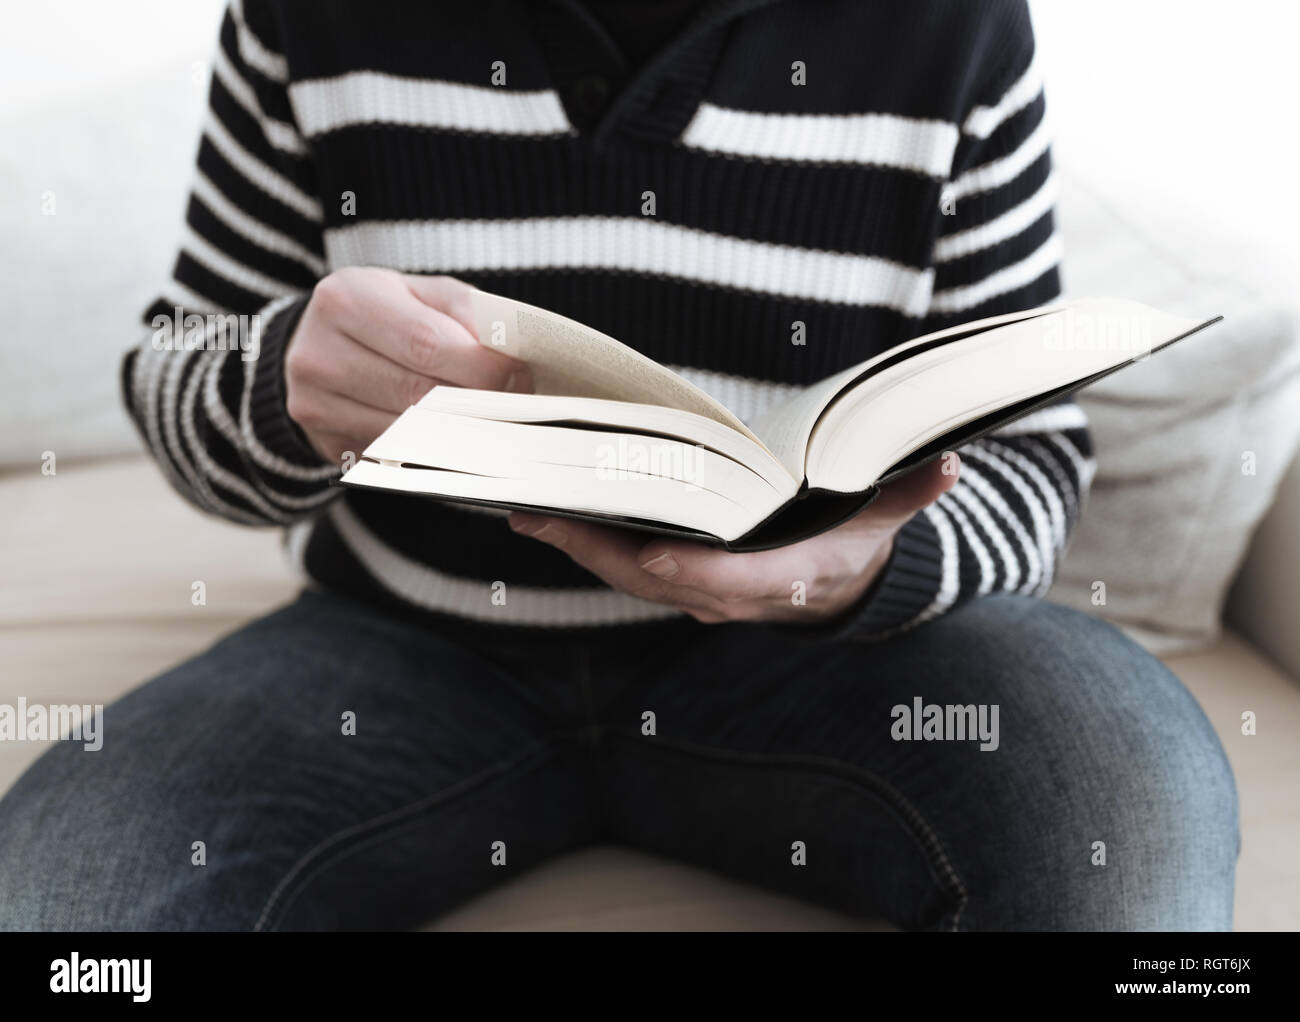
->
xmin=1226 ymin=451 xmax=1300 ymax=681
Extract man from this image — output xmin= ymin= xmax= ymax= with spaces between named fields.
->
xmin=0 ymin=0 xmax=1236 ymax=930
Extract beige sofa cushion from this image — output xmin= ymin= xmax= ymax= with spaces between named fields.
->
xmin=2 ymin=456 xmax=1296 ymax=930
xmin=1047 ymin=169 xmax=1300 ymax=656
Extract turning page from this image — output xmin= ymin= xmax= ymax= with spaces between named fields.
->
xmin=470 ymin=290 xmax=763 ymax=445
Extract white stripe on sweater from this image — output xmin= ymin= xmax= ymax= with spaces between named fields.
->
xmin=1040 ymin=430 xmax=1097 ymax=498
xmin=160 ymin=346 xmax=226 ymax=513
xmin=158 ymin=346 xmax=196 ymax=484
xmin=962 ymin=448 xmax=1054 ymax=592
xmin=203 ymin=111 xmax=323 ymax=222
xmin=679 ymin=102 xmax=958 ymax=176
xmin=948 ymin=112 xmax=1051 ymax=200
xmin=962 ymin=55 xmax=1042 ymax=139
xmin=182 ymin=223 xmax=299 ymax=300
xmin=229 ymin=0 xmax=288 ymax=83
xmin=212 ymin=43 xmax=306 ymax=155
xmin=144 ymin=327 xmax=265 ymax=525
xmin=929 ymin=232 xmax=1061 ymax=314
xmin=135 ymin=343 xmax=189 ymax=497
xmin=202 ymin=355 xmax=339 ymax=509
xmin=954 ymin=464 xmax=1042 ymax=591
xmin=936 ymin=492 xmax=996 ymax=596
xmin=1020 ymin=435 xmax=1081 ymax=527
xmin=289 ymin=71 xmax=573 ymax=138
xmin=325 ymin=217 xmax=935 ymax=314
xmin=284 ymin=519 xmax=315 ymax=575
xmin=161 ymin=282 xmax=227 ymax=317
xmin=934 ymin=173 xmax=1057 ymax=262
xmin=949 ymin=484 xmax=1021 ymax=592
xmin=192 ymin=171 xmax=326 ymax=275
xmin=913 ymin=502 xmax=962 ymax=624
xmin=182 ymin=351 xmax=293 ymax=522
xmin=984 ymin=439 xmax=1067 ymax=551
xmin=130 ymin=341 xmax=161 ymax=431
xmin=328 ymin=501 xmax=686 ymax=626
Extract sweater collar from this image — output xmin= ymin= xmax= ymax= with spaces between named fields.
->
xmin=531 ymin=0 xmax=785 ymax=146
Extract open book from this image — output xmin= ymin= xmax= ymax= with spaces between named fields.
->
xmin=340 ymin=291 xmax=1220 ymax=551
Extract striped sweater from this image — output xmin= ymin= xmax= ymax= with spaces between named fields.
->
xmin=122 ymin=0 xmax=1094 ymax=640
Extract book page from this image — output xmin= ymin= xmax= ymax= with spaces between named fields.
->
xmin=366 ymin=407 xmax=784 ymax=512
xmin=341 ymin=459 xmax=758 ymax=541
xmin=749 ymin=304 xmax=1062 ymax=481
xmin=345 ymin=406 xmax=788 ymax=541
xmin=804 ymin=298 xmax=1205 ymax=492
xmin=418 ymin=388 xmax=795 ymax=492
xmin=470 ymin=290 xmax=763 ymax=446
xmin=746 ymin=364 xmax=868 ymax=480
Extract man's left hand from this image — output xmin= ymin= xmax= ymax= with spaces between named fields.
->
xmin=508 ymin=455 xmax=958 ymax=624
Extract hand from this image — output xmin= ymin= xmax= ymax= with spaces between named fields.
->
xmin=284 ymin=268 xmax=532 ymax=463
xmin=508 ymin=455 xmax=959 ymax=624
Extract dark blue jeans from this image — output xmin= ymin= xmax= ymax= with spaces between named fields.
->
xmin=0 ymin=589 xmax=1237 ymax=930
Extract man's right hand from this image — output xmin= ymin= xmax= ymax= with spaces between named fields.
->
xmin=284 ymin=267 xmax=532 ymax=464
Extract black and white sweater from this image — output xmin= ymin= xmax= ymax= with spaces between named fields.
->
xmin=122 ymin=0 xmax=1093 ymax=640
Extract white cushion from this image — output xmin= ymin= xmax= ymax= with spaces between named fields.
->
xmin=1047 ymin=169 xmax=1300 ymax=654
xmin=0 ymin=64 xmax=205 ymax=466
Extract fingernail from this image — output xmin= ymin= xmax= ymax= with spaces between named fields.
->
xmin=533 ymin=523 xmax=566 ymax=548
xmin=508 ymin=513 xmax=539 ymax=536
xmin=640 ymin=553 xmax=679 ymax=579
xmin=511 ymin=514 xmax=566 ymax=548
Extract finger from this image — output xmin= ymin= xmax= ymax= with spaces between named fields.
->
xmin=635 ymin=456 xmax=961 ymax=602
xmin=288 ymin=326 xmax=444 ymax=414
xmin=508 ymin=513 xmax=724 ymax=612
xmin=635 ymin=539 xmax=802 ymax=602
xmin=324 ymin=276 xmax=530 ymax=392
xmin=400 ymin=276 xmax=533 ymax=392
xmin=401 ymin=274 xmax=478 ymax=334
xmin=377 ymin=299 xmax=530 ymax=391
xmin=292 ymin=391 xmax=397 ymax=455
xmin=870 ymin=453 xmax=959 ymax=522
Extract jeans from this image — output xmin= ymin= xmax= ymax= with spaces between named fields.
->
xmin=0 ymin=588 xmax=1238 ymax=930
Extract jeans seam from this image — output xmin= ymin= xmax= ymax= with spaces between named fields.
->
xmin=609 ymin=732 xmax=969 ymax=930
xmin=252 ymin=731 xmax=582 ymax=931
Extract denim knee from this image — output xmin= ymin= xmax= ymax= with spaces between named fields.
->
xmin=0 ymin=729 xmax=223 ymax=930
xmin=947 ymin=595 xmax=1239 ymax=930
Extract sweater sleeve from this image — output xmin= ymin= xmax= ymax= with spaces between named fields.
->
xmin=121 ymin=0 xmax=338 ymax=527
xmin=834 ymin=6 xmax=1095 ymax=642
